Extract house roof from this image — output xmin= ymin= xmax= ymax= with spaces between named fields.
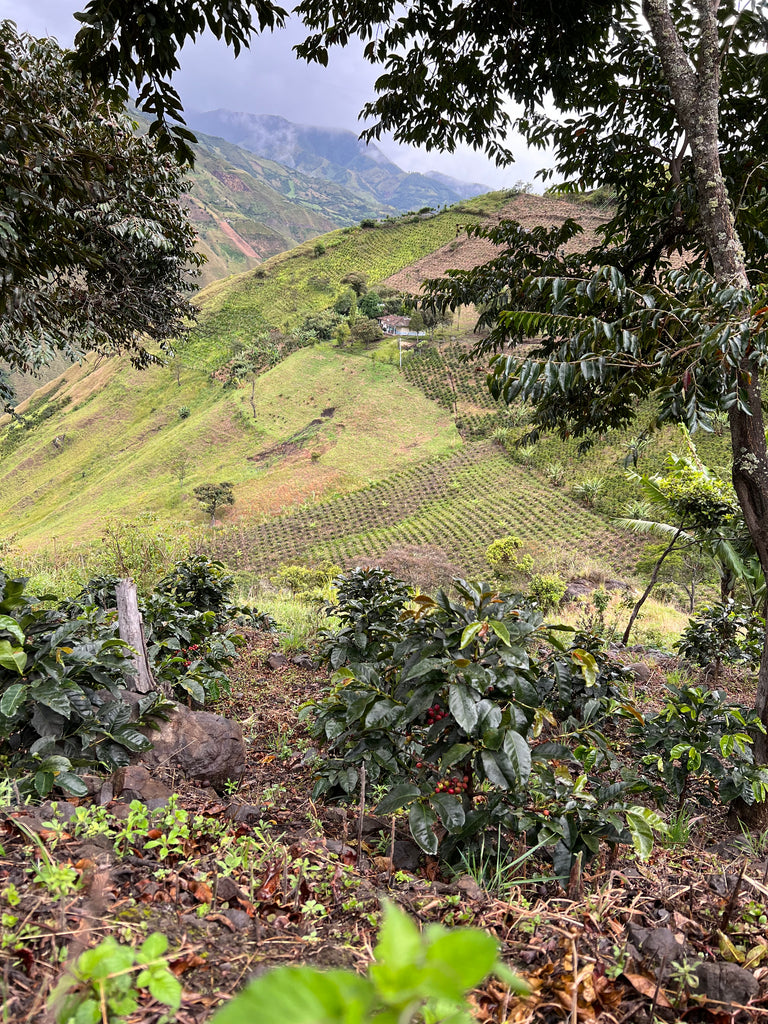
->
xmin=378 ymin=315 xmax=412 ymax=328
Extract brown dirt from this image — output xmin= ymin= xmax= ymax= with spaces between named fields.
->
xmin=382 ymin=194 xmax=608 ymax=296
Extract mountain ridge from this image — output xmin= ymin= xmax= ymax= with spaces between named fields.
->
xmin=186 ymin=109 xmax=490 ymax=211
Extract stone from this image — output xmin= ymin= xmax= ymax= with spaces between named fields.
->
xmin=222 ymin=908 xmax=253 ymax=931
xmin=216 ymin=876 xmax=244 ymax=904
xmin=225 ymin=802 xmax=263 ymax=824
xmin=627 ymin=662 xmax=652 ymax=683
xmin=292 ymin=653 xmax=315 ymax=670
xmin=266 ymin=653 xmax=288 ymax=669
xmin=113 ymin=766 xmax=173 ymax=807
xmin=139 ymin=704 xmax=246 ymax=788
xmin=627 ymin=925 xmax=685 ymax=979
xmin=456 ymin=875 xmax=486 ymax=901
xmin=695 ymin=962 xmax=759 ymax=1007
xmin=392 ymin=839 xmax=422 ymax=872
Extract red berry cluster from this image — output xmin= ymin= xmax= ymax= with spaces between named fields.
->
xmin=434 ymin=775 xmax=470 ymax=796
xmin=425 ymin=704 xmax=448 ymax=725
xmin=182 ymin=644 xmax=201 ymax=668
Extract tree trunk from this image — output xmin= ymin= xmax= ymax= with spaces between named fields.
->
xmin=622 ymin=526 xmax=684 ymax=644
xmin=643 ymin=0 xmax=768 ymax=818
xmin=116 ymin=579 xmax=156 ymax=694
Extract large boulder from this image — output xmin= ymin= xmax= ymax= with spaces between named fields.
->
xmin=140 ymin=704 xmax=246 ymax=788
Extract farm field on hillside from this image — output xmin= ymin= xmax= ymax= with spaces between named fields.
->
xmin=212 ymin=441 xmax=643 ymax=581
xmin=0 ymin=347 xmax=460 ymax=548
xmin=185 ymin=193 xmax=513 ymax=368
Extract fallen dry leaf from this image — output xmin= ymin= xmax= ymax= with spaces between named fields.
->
xmin=623 ymin=972 xmax=672 ymax=1008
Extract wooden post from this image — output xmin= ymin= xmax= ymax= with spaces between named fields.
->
xmin=115 ymin=579 xmax=156 ymax=694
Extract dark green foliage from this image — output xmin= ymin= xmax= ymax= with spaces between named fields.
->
xmin=0 ymin=23 xmax=202 ymax=403
xmin=193 ymin=482 xmax=235 ymax=524
xmin=676 ymin=602 xmax=763 ymax=671
xmin=156 ymin=556 xmax=234 ymax=617
xmin=320 ymin=567 xmax=412 ymax=670
xmin=0 ymin=557 xmax=253 ymax=796
xmin=307 ymin=571 xmax=656 ymax=876
xmin=358 ymin=291 xmax=383 ymax=319
xmin=0 ymin=570 xmax=168 ymax=799
xmin=632 ymin=680 xmax=768 ymax=807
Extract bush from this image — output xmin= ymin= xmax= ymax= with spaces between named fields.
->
xmin=178 ymin=405 xmax=190 ymax=419
xmin=529 ymin=573 xmax=567 ymax=612
xmin=676 ymin=601 xmax=762 ymax=672
xmin=631 ymin=679 xmax=768 ymax=807
xmin=306 ymin=573 xmax=661 ymax=878
xmin=0 ymin=569 xmax=169 ymax=798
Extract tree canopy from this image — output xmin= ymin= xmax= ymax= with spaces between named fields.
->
xmin=0 ymin=21 xmax=203 ymax=406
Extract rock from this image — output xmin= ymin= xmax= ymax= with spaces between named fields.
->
xmin=292 ymin=653 xmax=315 ymax=670
xmin=360 ymin=814 xmax=388 ymax=837
xmin=222 ymin=908 xmax=253 ymax=931
xmin=456 ymin=875 xmax=486 ymax=902
xmin=392 ymin=839 xmax=422 ymax=872
xmin=216 ymin=876 xmax=244 ymax=904
xmin=695 ymin=962 xmax=758 ymax=1007
xmin=98 ymin=779 xmax=114 ymax=805
xmin=112 ymin=766 xmax=172 ymax=807
xmin=627 ymin=662 xmax=652 ymax=683
xmin=564 ymin=579 xmax=593 ymax=602
xmin=627 ymin=925 xmax=685 ymax=977
xmin=266 ymin=653 xmax=288 ymax=669
xmin=139 ymin=705 xmax=246 ymax=788
xmin=225 ymin=802 xmax=263 ymax=824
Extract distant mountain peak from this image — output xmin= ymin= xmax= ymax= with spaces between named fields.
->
xmin=185 ymin=109 xmax=488 ymax=211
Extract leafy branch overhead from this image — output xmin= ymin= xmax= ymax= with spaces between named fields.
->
xmin=0 ymin=23 xmax=203 ymax=406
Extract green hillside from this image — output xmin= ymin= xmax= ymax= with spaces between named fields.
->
xmin=186 ymin=127 xmax=396 ymax=287
xmin=188 ymin=192 xmax=509 ymax=362
xmin=0 ymin=189 xmax=730 ymax=606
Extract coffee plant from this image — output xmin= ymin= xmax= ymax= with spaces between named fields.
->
xmin=306 ymin=572 xmax=660 ymax=877
xmin=631 ymin=679 xmax=768 ymax=807
xmin=0 ymin=557 xmax=256 ymax=796
xmin=0 ymin=569 xmax=169 ymax=798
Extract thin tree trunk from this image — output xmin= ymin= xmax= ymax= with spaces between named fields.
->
xmin=623 ymin=526 xmax=684 ymax=644
xmin=116 ymin=579 xmax=155 ymax=694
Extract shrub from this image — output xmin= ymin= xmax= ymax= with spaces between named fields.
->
xmin=306 ymin=573 xmax=661 ymax=877
xmin=313 ymin=241 xmax=326 ymax=257
xmin=529 ymin=573 xmax=567 ymax=612
xmin=485 ymin=535 xmax=527 ymax=579
xmin=573 ymin=476 xmax=605 ymax=508
xmin=178 ymin=405 xmax=190 ymax=419
xmin=632 ymin=679 xmax=768 ymax=807
xmin=676 ymin=601 xmax=762 ymax=672
xmin=0 ymin=569 xmax=169 ymax=798
xmin=544 ymin=461 xmax=566 ymax=487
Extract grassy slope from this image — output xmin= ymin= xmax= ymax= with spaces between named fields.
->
xmin=0 ymin=188 xmax=728 ymax=598
xmin=0 ymin=347 xmax=459 ymax=549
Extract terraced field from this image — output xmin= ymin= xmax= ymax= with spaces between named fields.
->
xmin=212 ymin=442 xmax=643 ymax=579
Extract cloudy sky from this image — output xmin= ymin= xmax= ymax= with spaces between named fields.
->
xmin=2 ymin=0 xmax=549 ymax=190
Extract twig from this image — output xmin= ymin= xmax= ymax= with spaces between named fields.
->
xmin=648 ymin=955 xmax=667 ymax=1024
xmin=356 ymin=764 xmax=366 ymax=870
xmin=570 ymin=934 xmax=579 ymax=1024
xmin=387 ymin=815 xmax=395 ymax=886
xmin=718 ymin=859 xmax=746 ymax=935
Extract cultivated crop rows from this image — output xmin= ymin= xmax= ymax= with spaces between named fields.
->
xmin=213 ymin=442 xmax=643 ymax=580
xmin=402 ymin=342 xmax=508 ymax=440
